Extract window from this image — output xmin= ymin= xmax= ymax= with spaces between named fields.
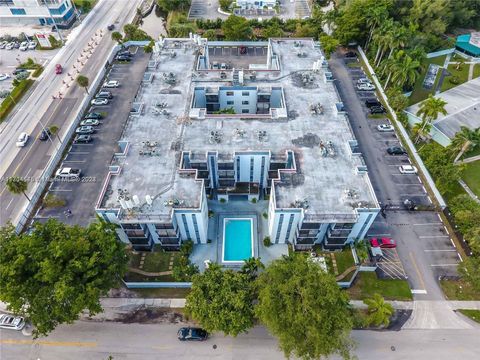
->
xmin=242 ymin=91 xmax=249 ymax=96
xmin=226 ymin=91 xmax=234 ymax=96
xmin=249 ymin=157 xmax=254 ymax=182
xmin=48 ymin=3 xmax=66 ymax=15
xmin=181 ymin=214 xmax=191 ymax=239
xmin=242 ymin=100 xmax=249 ymax=105
xmin=242 ymin=109 xmax=249 ymax=113
xmin=10 ymin=8 xmax=26 ymax=15
xmin=236 ymin=157 xmax=240 ymax=181
xmin=192 ymin=215 xmax=200 ymax=243
xmin=285 ymin=215 xmax=295 ymax=241
xmin=275 ymin=214 xmax=284 ymax=243
xmin=226 ymin=100 xmax=234 ymax=105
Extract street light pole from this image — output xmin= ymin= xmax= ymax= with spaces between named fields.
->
xmin=44 ymin=1 xmax=65 ymax=46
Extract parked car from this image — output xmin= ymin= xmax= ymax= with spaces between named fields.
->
xmin=107 ymin=24 xmax=115 ymax=31
xmin=116 ymin=55 xmax=132 ymax=62
xmin=84 ymin=112 xmax=103 ymax=120
xmin=5 ymin=42 xmax=15 ymax=50
xmin=344 ymin=51 xmax=357 ymax=58
xmin=370 ymin=237 xmax=397 ymax=249
xmin=16 ymin=132 xmax=29 ymax=147
xmin=80 ymin=119 xmax=99 ymax=126
xmin=39 ymin=128 xmax=51 ymax=141
xmin=55 ymin=167 xmax=81 ymax=180
xmin=357 ymin=78 xmax=372 ymax=84
xmin=55 ymin=64 xmax=62 ymax=74
xmin=365 ymin=99 xmax=382 ymax=108
xmin=75 ymin=126 xmax=95 ymax=134
xmin=91 ymin=98 xmax=109 ymax=106
xmin=13 ymin=42 xmax=20 ymax=49
xmin=0 ymin=41 xmax=8 ymax=49
xmin=387 ymin=146 xmax=407 ymax=155
xmin=370 ymin=106 xmax=386 ymax=114
xmin=103 ymin=80 xmax=120 ymax=88
xmin=12 ymin=68 xmax=27 ymax=76
xmin=177 ymin=327 xmax=208 ymax=341
xmin=357 ymin=83 xmax=376 ymax=91
xmin=28 ymin=41 xmax=37 ymax=50
xmin=0 ymin=73 xmax=10 ymax=81
xmin=117 ymin=50 xmax=133 ymax=56
xmin=95 ymin=90 xmax=113 ymax=99
xmin=0 ymin=314 xmax=25 ymax=331
xmin=399 ymin=165 xmax=418 ymax=174
xmin=74 ymin=134 xmax=92 ymax=143
xmin=19 ymin=41 xmax=28 ymax=51
xmin=377 ymin=124 xmax=394 ymax=132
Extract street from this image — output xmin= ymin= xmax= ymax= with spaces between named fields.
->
xmin=0 ymin=321 xmax=479 ymax=360
xmin=0 ymin=0 xmax=143 ymax=226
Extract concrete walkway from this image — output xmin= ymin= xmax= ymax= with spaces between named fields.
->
xmin=458 ymin=179 xmax=480 ymax=203
xmin=468 ymin=63 xmax=475 ymax=81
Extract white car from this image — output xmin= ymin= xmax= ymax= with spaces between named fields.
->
xmin=0 ymin=314 xmax=25 ymax=331
xmin=399 ymin=165 xmax=418 ymax=174
xmin=19 ymin=41 xmax=28 ymax=51
xmin=103 ymin=80 xmax=119 ymax=88
xmin=91 ymin=98 xmax=109 ymax=106
xmin=16 ymin=132 xmax=29 ymax=147
xmin=377 ymin=124 xmax=394 ymax=132
xmin=5 ymin=42 xmax=15 ymax=50
xmin=55 ymin=167 xmax=81 ymax=180
xmin=28 ymin=41 xmax=37 ymax=50
xmin=357 ymin=83 xmax=376 ymax=91
xmin=80 ymin=119 xmax=100 ymax=126
xmin=0 ymin=41 xmax=8 ymax=49
xmin=0 ymin=73 xmax=10 ymax=81
xmin=357 ymin=78 xmax=372 ymax=84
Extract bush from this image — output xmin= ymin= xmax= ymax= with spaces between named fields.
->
xmin=449 ymin=76 xmax=460 ymax=85
xmin=180 ymin=239 xmax=194 ymax=257
xmin=0 ymin=90 xmax=10 ymax=99
xmin=263 ymin=236 xmax=271 ymax=247
xmin=262 ymin=212 xmax=268 ymax=219
xmin=0 ymin=79 xmax=34 ymax=122
xmin=16 ymin=72 xmax=29 ymax=81
xmin=31 ymin=66 xmax=44 ymax=78
xmin=43 ymin=194 xmax=66 ymax=208
xmin=251 ymin=197 xmax=257 ymax=203
xmin=219 ymin=198 xmax=226 ymax=203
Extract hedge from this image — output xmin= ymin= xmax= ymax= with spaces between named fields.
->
xmin=0 ymin=79 xmax=34 ymax=122
xmin=31 ymin=66 xmax=44 ymax=78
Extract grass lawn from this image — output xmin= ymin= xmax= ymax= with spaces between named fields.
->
xmin=458 ymin=309 xmax=480 ymax=323
xmin=440 ymin=279 xmax=480 ymax=300
xmin=334 ymin=249 xmax=356 ymax=275
xmin=346 ymin=272 xmax=412 ymax=301
xmin=461 ymin=160 xmax=480 ymax=197
xmin=462 ymin=146 xmax=480 ymax=159
xmin=440 ymin=63 xmax=470 ymax=92
xmin=143 ymin=251 xmax=177 ymax=273
xmin=474 ymin=64 xmax=480 ymax=79
xmin=132 ymin=287 xmax=191 ymax=299
xmin=408 ymin=54 xmax=447 ymax=105
xmin=123 ymin=272 xmax=175 ymax=282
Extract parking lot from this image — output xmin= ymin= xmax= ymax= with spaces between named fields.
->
xmin=330 ymin=51 xmax=461 ymax=299
xmin=34 ymin=48 xmax=150 ymax=226
xmin=188 ymin=0 xmax=224 ymax=20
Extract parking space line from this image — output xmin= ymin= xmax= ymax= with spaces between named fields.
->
xmin=62 ymin=160 xmax=86 ymax=163
xmin=437 ymin=213 xmax=442 ymax=221
xmin=444 ymin=226 xmax=450 ymax=235
xmin=399 ymin=193 xmax=428 ymax=196
xmin=424 ymin=249 xmax=457 ymax=252
xmin=417 ymin=176 xmax=422 ymax=183
xmin=428 ymin=196 xmax=432 ymax=203
xmin=68 ymin=152 xmax=90 ymax=155
xmin=450 ymin=238 xmax=456 ymax=248
xmin=411 ymin=289 xmax=428 ymax=294
xmin=49 ymin=189 xmax=73 ymax=192
xmin=430 ymin=264 xmax=458 ymax=267
xmin=419 ymin=235 xmax=449 ymax=238
xmin=458 ymin=253 xmax=463 ymax=262
xmin=367 ymin=233 xmax=391 ymax=237
xmin=413 ymin=223 xmax=443 ymax=226
xmin=5 ymin=198 xmax=14 ymax=210
xmin=421 ymin=185 xmax=427 ymax=193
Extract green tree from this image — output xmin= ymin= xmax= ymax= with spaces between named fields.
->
xmin=185 ymin=263 xmax=255 ymax=336
xmin=6 ymin=176 xmax=30 ymax=201
xmin=363 ymin=293 xmax=394 ymax=327
xmin=0 ymin=219 xmax=128 ymax=337
xmin=203 ymin=29 xmax=217 ymax=40
xmin=262 ymin=22 xmax=284 ymax=39
xmin=319 ymin=34 xmax=340 ymax=59
xmin=409 ymin=0 xmax=452 ymax=36
xmin=386 ymin=86 xmax=409 ymax=112
xmin=144 ymin=40 xmax=155 ymax=53
xmin=240 ymin=257 xmax=264 ymax=280
xmin=222 ymin=15 xmax=253 ymax=41
xmin=415 ymin=95 xmax=448 ymax=143
xmin=48 ymin=125 xmax=62 ymax=143
xmin=459 ymin=256 xmax=480 ymax=292
xmin=157 ymin=0 xmax=191 ymax=12
xmin=219 ymin=0 xmax=233 ymax=12
xmin=390 ymin=52 xmax=421 ymax=89
xmin=464 ymin=228 xmax=480 ymax=256
xmin=449 ymin=126 xmax=480 ymax=163
xmin=255 ymin=254 xmax=353 ymax=360
xmin=76 ymin=75 xmax=89 ymax=94
xmin=111 ymin=31 xmax=123 ymax=44
xmin=123 ymin=24 xmax=152 ymax=41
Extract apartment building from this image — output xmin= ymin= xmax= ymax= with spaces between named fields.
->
xmin=0 ymin=0 xmax=75 ymax=26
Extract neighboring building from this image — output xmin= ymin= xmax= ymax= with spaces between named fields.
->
xmin=96 ymin=37 xmax=379 ymax=255
xmin=456 ymin=32 xmax=480 ymax=58
xmin=235 ymin=0 xmax=277 ymax=10
xmin=0 ymin=0 xmax=76 ymax=26
xmin=405 ymin=77 xmax=480 ymax=147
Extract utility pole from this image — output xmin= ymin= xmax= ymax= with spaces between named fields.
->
xmin=44 ymin=1 xmax=65 ymax=45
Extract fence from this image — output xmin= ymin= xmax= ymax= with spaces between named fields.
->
xmin=123 ymin=281 xmax=192 ymax=289
xmin=357 ymin=46 xmax=447 ymax=209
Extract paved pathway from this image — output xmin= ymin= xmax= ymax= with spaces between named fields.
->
xmin=468 ymin=63 xmax=474 ymax=81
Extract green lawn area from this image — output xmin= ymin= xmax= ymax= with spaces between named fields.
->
xmin=346 ymin=272 xmax=412 ymax=301
xmin=334 ymin=249 xmax=356 ymax=275
xmin=408 ymin=54 xmax=447 ymax=105
xmin=458 ymin=309 xmax=480 ymax=323
xmin=123 ymin=272 xmax=175 ymax=282
xmin=125 ymin=251 xmax=178 ymax=282
xmin=474 ymin=64 xmax=480 ymax=79
xmin=461 ymin=160 xmax=480 ymax=198
xmin=143 ymin=251 xmax=177 ymax=273
xmin=132 ymin=287 xmax=191 ymax=299
xmin=440 ymin=279 xmax=480 ymax=300
xmin=440 ymin=63 xmax=470 ymax=92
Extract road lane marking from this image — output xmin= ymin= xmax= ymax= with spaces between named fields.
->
xmin=5 ymin=198 xmax=14 ymax=210
xmin=0 ymin=339 xmax=97 ymax=347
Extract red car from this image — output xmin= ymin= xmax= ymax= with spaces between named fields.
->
xmin=55 ymin=64 xmax=62 ymax=74
xmin=370 ymin=237 xmax=396 ymax=249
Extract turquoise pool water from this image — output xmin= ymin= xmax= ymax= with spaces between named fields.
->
xmin=223 ymin=219 xmax=253 ymax=262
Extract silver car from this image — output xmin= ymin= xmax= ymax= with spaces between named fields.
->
xmin=0 ymin=314 xmax=25 ymax=331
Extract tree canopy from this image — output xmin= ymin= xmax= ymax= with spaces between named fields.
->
xmin=255 ymin=254 xmax=353 ymax=360
xmin=157 ymin=0 xmax=191 ymax=12
xmin=222 ymin=15 xmax=253 ymax=41
xmin=0 ymin=219 xmax=128 ymax=337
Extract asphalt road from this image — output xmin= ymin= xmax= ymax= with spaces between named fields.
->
xmin=0 ymin=0 xmax=143 ymax=227
xmin=329 ymin=52 xmax=460 ymax=300
xmin=1 ymin=321 xmax=479 ymax=360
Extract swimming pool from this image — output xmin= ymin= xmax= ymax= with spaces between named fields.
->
xmin=222 ymin=218 xmax=254 ymax=263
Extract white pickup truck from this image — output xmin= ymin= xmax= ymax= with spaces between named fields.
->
xmin=55 ymin=167 xmax=81 ymax=180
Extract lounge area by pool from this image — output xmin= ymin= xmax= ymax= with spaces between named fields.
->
xmin=222 ymin=218 xmax=254 ymax=263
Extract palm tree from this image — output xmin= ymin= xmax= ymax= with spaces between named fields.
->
xmin=363 ymin=293 xmax=394 ymax=327
xmin=415 ymin=95 xmax=448 ymax=143
xmin=390 ymin=53 xmax=421 ymax=89
xmin=387 ymin=25 xmax=409 ymax=59
xmin=48 ymin=125 xmax=63 ymax=144
xmin=6 ymin=176 xmax=30 ymax=201
xmin=412 ymin=119 xmax=432 ymax=143
xmin=240 ymin=257 xmax=264 ymax=279
xmin=76 ymin=75 xmax=89 ymax=94
xmin=111 ymin=31 xmax=123 ymax=44
xmin=449 ymin=126 xmax=480 ymax=162
xmin=364 ymin=5 xmax=389 ymax=50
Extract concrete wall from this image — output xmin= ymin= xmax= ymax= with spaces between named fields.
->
xmin=0 ymin=0 xmax=73 ymax=23
xmin=270 ymin=210 xmax=302 ymax=244
xmin=218 ymin=86 xmax=258 ymax=114
xmin=235 ymin=152 xmax=270 ymax=187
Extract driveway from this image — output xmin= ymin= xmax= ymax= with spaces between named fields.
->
xmin=329 ymin=52 xmax=460 ymax=300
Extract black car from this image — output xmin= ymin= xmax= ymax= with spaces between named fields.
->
xmin=96 ymin=91 xmax=113 ymax=99
xmin=177 ymin=327 xmax=208 ymax=341
xmin=107 ymin=24 xmax=115 ymax=31
xmin=345 ymin=51 xmax=357 ymax=58
xmin=74 ymin=134 xmax=92 ymax=143
xmin=365 ymin=99 xmax=381 ymax=108
xmin=85 ymin=112 xmax=103 ymax=120
xmin=370 ymin=106 xmax=386 ymax=114
xmin=117 ymin=50 xmax=133 ymax=57
xmin=38 ymin=129 xmax=51 ymax=141
xmin=116 ymin=55 xmax=132 ymax=62
xmin=13 ymin=68 xmax=28 ymax=76
xmin=387 ymin=146 xmax=407 ymax=155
